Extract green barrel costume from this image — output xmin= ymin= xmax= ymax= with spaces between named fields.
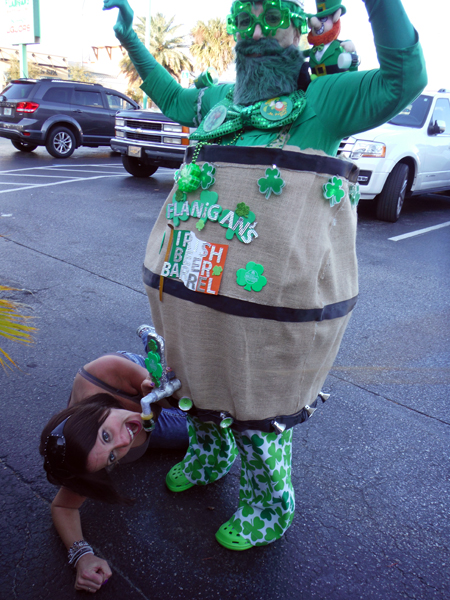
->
xmin=109 ymin=0 xmax=427 ymax=547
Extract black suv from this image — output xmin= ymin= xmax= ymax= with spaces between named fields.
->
xmin=0 ymin=78 xmax=139 ymax=158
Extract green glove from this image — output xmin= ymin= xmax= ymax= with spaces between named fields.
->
xmin=103 ymin=0 xmax=157 ymax=81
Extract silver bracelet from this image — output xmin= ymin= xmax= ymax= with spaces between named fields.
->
xmin=68 ymin=540 xmax=94 ymax=567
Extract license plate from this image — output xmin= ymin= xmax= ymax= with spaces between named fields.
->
xmin=128 ymin=146 xmax=141 ymax=157
xmin=4 ymin=107 xmax=12 ymax=116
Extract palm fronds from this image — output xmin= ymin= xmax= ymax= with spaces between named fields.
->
xmin=0 ymin=286 xmax=37 ymax=371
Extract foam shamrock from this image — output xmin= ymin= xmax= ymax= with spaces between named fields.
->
xmin=191 ymin=190 xmax=221 ymax=225
xmin=168 ymin=198 xmax=191 ymax=227
xmin=212 ymin=265 xmax=223 ymax=276
xmin=145 ymin=350 xmax=163 ymax=387
xmin=174 ymin=189 xmax=186 ymax=202
xmin=236 ymin=262 xmax=267 ymax=292
xmin=196 ymin=219 xmax=205 ymax=231
xmin=323 ymin=176 xmax=345 ymax=207
xmin=349 ymin=182 xmax=361 ymax=207
xmin=219 ymin=207 xmax=257 ymax=242
xmin=199 ymin=162 xmax=216 ymax=190
xmin=257 ymin=167 xmax=285 ymax=199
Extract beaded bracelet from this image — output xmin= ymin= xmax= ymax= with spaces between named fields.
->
xmin=68 ymin=540 xmax=94 ymax=567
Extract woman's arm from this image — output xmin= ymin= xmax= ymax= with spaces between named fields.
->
xmin=52 ymin=488 xmax=112 ymax=593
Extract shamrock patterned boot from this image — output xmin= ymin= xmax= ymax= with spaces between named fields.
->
xmin=167 ymin=416 xmax=238 ymax=491
xmin=215 ymin=428 xmax=295 ymax=550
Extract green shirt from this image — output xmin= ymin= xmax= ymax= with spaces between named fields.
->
xmin=141 ymin=37 xmax=426 ymax=158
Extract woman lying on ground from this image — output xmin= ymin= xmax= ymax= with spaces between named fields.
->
xmin=39 ymin=325 xmax=188 ymax=594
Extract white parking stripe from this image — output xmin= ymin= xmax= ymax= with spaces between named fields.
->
xmin=0 ymin=174 xmax=123 ymax=194
xmin=389 ymin=221 xmax=450 ymax=241
xmin=0 ymin=174 xmax=79 ymax=179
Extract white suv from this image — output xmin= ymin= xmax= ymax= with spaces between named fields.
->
xmin=338 ymin=89 xmax=450 ymax=221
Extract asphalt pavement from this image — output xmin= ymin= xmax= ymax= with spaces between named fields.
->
xmin=1 ymin=139 xmax=449 ymax=600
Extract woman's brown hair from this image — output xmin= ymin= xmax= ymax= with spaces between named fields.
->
xmin=39 ymin=393 xmax=134 ymax=505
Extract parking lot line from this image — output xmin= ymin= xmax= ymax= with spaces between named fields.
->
xmin=0 ymin=173 xmax=79 ymax=179
xmin=389 ymin=221 xmax=450 ymax=241
xmin=0 ymin=174 xmax=123 ymax=194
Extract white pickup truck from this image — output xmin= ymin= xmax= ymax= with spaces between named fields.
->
xmin=338 ymin=89 xmax=450 ymax=221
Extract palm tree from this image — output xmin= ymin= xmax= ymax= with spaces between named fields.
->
xmin=120 ymin=13 xmax=193 ymax=87
xmin=190 ymin=18 xmax=235 ymax=76
xmin=0 ymin=286 xmax=36 ymax=371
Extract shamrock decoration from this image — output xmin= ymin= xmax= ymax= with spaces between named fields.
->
xmin=349 ymin=183 xmax=361 ymax=207
xmin=219 ymin=207 xmax=257 ymax=243
xmin=177 ymin=163 xmax=202 ymax=193
xmin=212 ymin=265 xmax=223 ymax=276
xmin=174 ymin=189 xmax=186 ymax=202
xmin=196 ymin=219 xmax=205 ymax=231
xmin=235 ymin=202 xmax=250 ymax=218
xmin=199 ymin=162 xmax=216 ymax=190
xmin=168 ymin=199 xmax=190 ymax=227
xmin=257 ymin=167 xmax=285 ymax=199
xmin=145 ymin=350 xmax=163 ymax=387
xmin=236 ymin=262 xmax=267 ymax=292
xmin=323 ymin=176 xmax=345 ymax=207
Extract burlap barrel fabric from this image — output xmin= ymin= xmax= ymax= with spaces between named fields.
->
xmin=143 ymin=146 xmax=358 ymax=423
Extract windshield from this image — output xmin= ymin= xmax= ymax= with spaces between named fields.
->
xmin=0 ymin=82 xmax=36 ymax=100
xmin=389 ymin=95 xmax=432 ymax=128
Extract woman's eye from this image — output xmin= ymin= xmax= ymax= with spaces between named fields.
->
xmin=102 ymin=430 xmax=110 ymax=443
xmin=109 ymin=452 xmax=116 ymax=464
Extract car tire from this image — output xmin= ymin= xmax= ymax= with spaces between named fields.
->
xmin=122 ymin=155 xmax=158 ymax=177
xmin=376 ymin=163 xmax=409 ymax=222
xmin=46 ymin=126 xmax=76 ymax=158
xmin=11 ymin=140 xmax=38 ymax=152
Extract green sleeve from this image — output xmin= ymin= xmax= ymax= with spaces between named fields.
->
xmin=289 ymin=0 xmax=427 ymax=150
xmin=140 ymin=70 xmax=231 ymax=127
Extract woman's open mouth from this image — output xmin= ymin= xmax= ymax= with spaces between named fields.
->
xmin=126 ymin=421 xmax=142 ymax=443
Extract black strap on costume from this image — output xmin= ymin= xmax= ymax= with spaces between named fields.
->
xmin=143 ymin=265 xmax=357 ymax=323
xmin=166 ymin=394 xmax=326 ymax=432
xmin=185 ymin=145 xmax=359 ymax=183
xmin=77 ymin=366 xmax=141 ymax=403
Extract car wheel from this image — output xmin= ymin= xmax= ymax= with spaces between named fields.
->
xmin=11 ymin=140 xmax=38 ymax=152
xmin=122 ymin=155 xmax=158 ymax=177
xmin=46 ymin=126 xmax=76 ymax=158
xmin=376 ymin=163 xmax=409 ymax=222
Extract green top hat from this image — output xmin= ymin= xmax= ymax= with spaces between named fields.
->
xmin=311 ymin=0 xmax=346 ymax=18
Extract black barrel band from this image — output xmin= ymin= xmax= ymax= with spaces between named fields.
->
xmin=185 ymin=145 xmax=359 ymax=183
xmin=143 ymin=266 xmax=357 ymax=323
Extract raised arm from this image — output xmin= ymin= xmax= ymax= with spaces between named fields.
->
xmin=103 ymin=0 xmax=204 ymax=125
xmin=300 ymin=0 xmax=427 ymax=144
xmin=51 ymin=488 xmax=112 ymax=593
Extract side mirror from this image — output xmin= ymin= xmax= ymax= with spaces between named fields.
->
xmin=428 ymin=119 xmax=446 ymax=135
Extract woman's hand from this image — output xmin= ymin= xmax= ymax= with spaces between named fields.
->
xmin=103 ymin=0 xmax=134 ymax=40
xmin=141 ymin=374 xmax=156 ymax=397
xmin=75 ymin=553 xmax=112 ymax=593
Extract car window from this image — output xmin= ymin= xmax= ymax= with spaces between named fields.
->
xmin=72 ymin=90 xmax=104 ymax=108
xmin=106 ymin=93 xmax=135 ymax=111
xmin=1 ymin=82 xmax=36 ymax=100
xmin=389 ymin=95 xmax=432 ymax=128
xmin=430 ymin=98 xmax=450 ymax=135
xmin=42 ymin=87 xmax=72 ymax=104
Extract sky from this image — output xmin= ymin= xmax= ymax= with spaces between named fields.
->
xmin=0 ymin=0 xmax=448 ymax=90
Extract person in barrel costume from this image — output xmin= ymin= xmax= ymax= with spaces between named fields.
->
xmin=103 ymin=0 xmax=426 ymax=550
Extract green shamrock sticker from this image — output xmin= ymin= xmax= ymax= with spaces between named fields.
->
xmin=199 ymin=162 xmax=216 ymax=190
xmin=323 ymin=176 xmax=345 ymax=207
xmin=257 ymin=167 xmax=285 ymax=199
xmin=196 ymin=219 xmax=205 ymax=231
xmin=349 ymin=183 xmax=361 ymax=207
xmin=174 ymin=189 xmax=186 ymax=202
xmin=212 ymin=265 xmax=223 ymax=276
xmin=236 ymin=262 xmax=267 ymax=292
xmin=145 ymin=350 xmax=163 ymax=387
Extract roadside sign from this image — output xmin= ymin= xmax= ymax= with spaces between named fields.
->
xmin=2 ymin=0 xmax=41 ymax=45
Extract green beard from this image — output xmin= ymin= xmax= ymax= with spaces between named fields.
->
xmin=234 ymin=38 xmax=304 ymax=106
